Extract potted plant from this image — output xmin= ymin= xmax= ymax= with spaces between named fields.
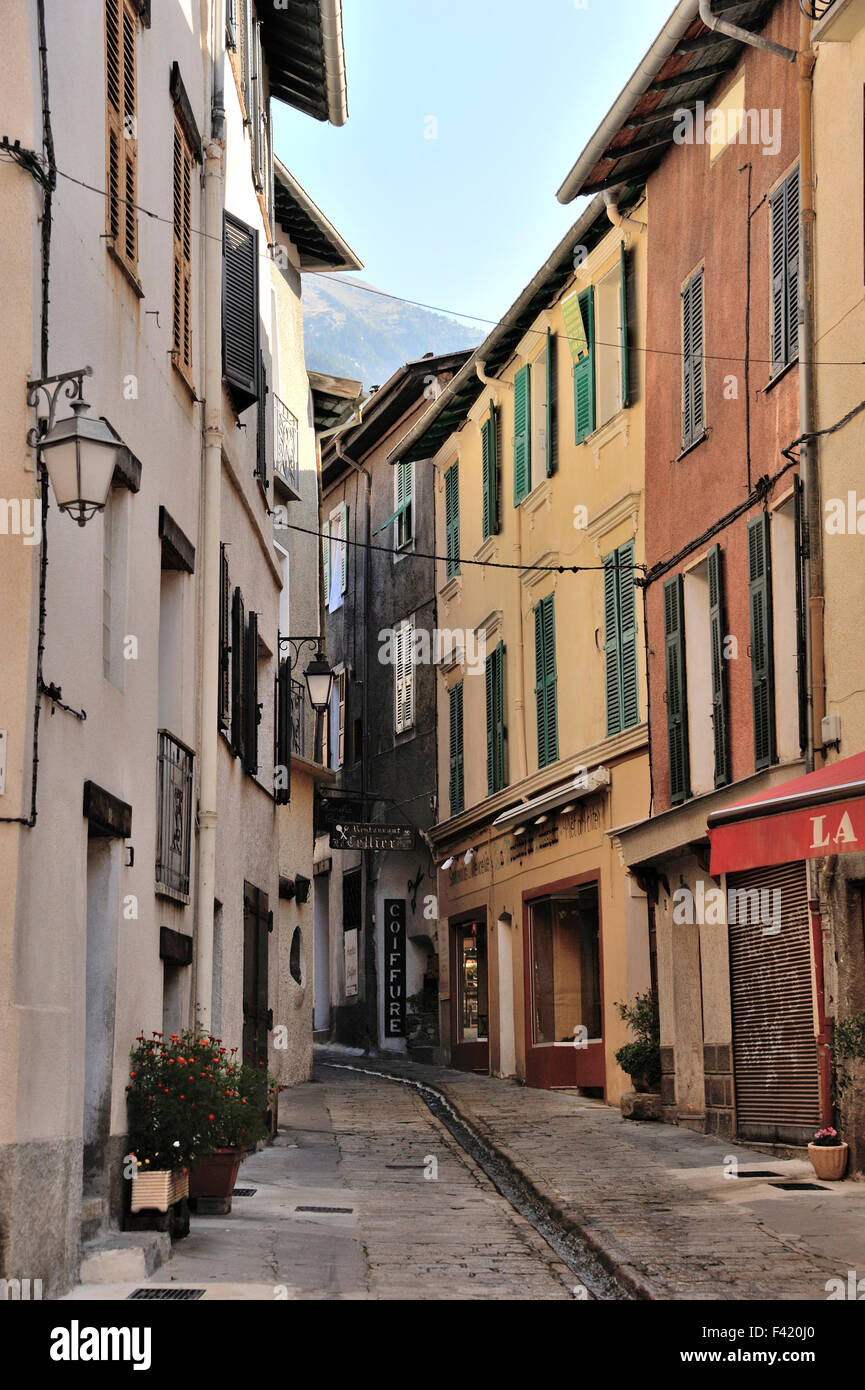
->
xmin=188 ymin=1055 xmax=274 ymax=1214
xmin=614 ymin=993 xmax=661 ymax=1094
xmin=808 ymin=1126 xmax=848 ymax=1181
xmin=126 ymin=1030 xmax=218 ymax=1212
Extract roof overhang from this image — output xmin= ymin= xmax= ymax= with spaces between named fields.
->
xmin=309 ymin=371 xmax=364 ymax=434
xmin=707 ymin=752 xmax=865 ymax=876
xmin=273 ymin=158 xmax=362 ymax=272
xmin=555 ymin=0 xmax=778 ymax=203
xmin=259 ymin=0 xmax=348 ymax=126
xmin=492 ymin=767 xmax=611 ymax=833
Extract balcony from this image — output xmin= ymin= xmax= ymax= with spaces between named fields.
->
xmin=156 ymin=730 xmax=194 ymax=901
xmin=273 ymin=393 xmax=300 ymax=500
xmin=810 ymin=0 xmax=862 ymax=40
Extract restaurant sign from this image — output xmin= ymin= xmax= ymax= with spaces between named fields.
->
xmin=330 ymin=822 xmax=415 ymax=851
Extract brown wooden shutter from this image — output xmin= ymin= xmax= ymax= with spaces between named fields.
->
xmin=244 ymin=610 xmax=260 ymax=775
xmin=726 ymin=862 xmax=821 ymax=1139
xmin=231 ymin=586 xmax=245 ymax=759
xmin=105 ymin=0 xmax=138 ymax=272
xmin=223 ymin=212 xmax=260 ymax=411
xmin=219 ymin=545 xmax=231 ymax=729
xmin=172 ymin=118 xmax=194 ymax=379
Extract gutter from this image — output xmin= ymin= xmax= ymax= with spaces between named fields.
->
xmin=698 ymin=0 xmax=796 ymax=62
xmin=319 ymin=0 xmax=348 ymax=127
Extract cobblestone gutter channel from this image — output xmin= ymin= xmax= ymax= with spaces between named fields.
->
xmin=322 ymin=1062 xmax=640 ymax=1301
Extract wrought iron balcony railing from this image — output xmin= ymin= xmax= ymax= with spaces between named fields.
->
xmin=156 ymin=730 xmax=194 ymax=900
xmin=290 ymin=678 xmax=306 ymax=758
xmin=273 ymin=393 xmax=300 ymax=498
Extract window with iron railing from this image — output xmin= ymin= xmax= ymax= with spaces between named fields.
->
xmin=273 ymin=393 xmax=299 ymax=496
xmin=156 ymin=730 xmax=194 ymax=899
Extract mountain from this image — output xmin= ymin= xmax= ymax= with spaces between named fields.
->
xmin=302 ymin=275 xmax=483 ymax=389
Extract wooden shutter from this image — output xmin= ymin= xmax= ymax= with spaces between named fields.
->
xmin=534 ymin=596 xmax=558 ymax=769
xmin=603 ymin=553 xmax=622 ymax=736
xmin=482 ymin=402 xmax=499 ymax=540
xmin=231 ymin=586 xmax=245 ymax=759
xmin=395 ymin=623 xmax=414 ymax=734
xmin=748 ymin=513 xmax=776 ymax=771
xmin=396 ymin=459 xmax=413 ymax=547
xmin=513 ymin=364 xmax=531 ymax=505
xmin=223 ymin=211 xmax=260 ymax=411
xmin=449 ymin=682 xmax=464 ymax=815
xmin=727 ymin=862 xmax=820 ymax=1136
xmin=495 ymin=642 xmax=506 ymax=791
xmin=445 ymin=462 xmax=460 ymax=579
xmin=620 ymin=241 xmax=630 ymax=409
xmin=275 ymin=658 xmax=291 ymax=804
xmin=770 ymin=167 xmax=800 ymax=375
xmin=707 ymin=543 xmax=731 ymax=788
xmin=255 ymin=351 xmax=268 ymax=487
xmin=339 ymin=504 xmax=349 ymax=593
xmin=785 ymin=167 xmax=800 ymax=369
xmin=251 ymin=17 xmax=264 ymax=190
xmin=664 ymin=575 xmax=689 ymax=803
xmin=682 ymin=270 xmax=704 ymax=450
xmin=545 ymin=329 xmax=558 ymax=476
xmin=242 ymin=882 xmax=270 ymax=1068
xmin=244 ymin=610 xmax=259 ymax=775
xmin=322 ymin=516 xmax=331 ymax=607
xmin=237 ymin=0 xmax=253 ymax=116
xmin=395 ymin=625 xmax=405 ymax=733
xmin=485 ymin=648 xmax=495 ymax=794
xmin=171 ymin=119 xmax=193 ymax=378
xmin=618 ymin=542 xmax=639 ymax=729
xmin=105 ymin=0 xmax=138 ymax=272
xmin=573 ymin=288 xmax=595 ymax=443
xmin=219 ymin=545 xmax=231 ymax=729
xmin=337 ymin=670 xmax=346 ymax=766
xmin=794 ymin=477 xmax=808 ymax=754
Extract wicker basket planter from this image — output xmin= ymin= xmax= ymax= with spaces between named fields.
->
xmin=130 ymin=1169 xmax=189 ymax=1213
xmin=808 ymin=1141 xmax=848 ymax=1181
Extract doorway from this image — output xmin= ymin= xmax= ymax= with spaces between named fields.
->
xmin=83 ymin=836 xmax=121 ymax=1200
xmin=450 ymin=917 xmax=489 ymax=1072
xmin=524 ymin=878 xmax=605 ymax=1092
xmin=243 ymin=882 xmax=270 ymax=1068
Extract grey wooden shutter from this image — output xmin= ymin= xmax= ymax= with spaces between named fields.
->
xmin=785 ymin=166 xmax=800 ymax=368
xmin=244 ymin=609 xmax=260 ymax=775
xmin=748 ymin=513 xmax=776 ymax=771
xmin=513 ymin=365 xmax=531 ymax=504
xmin=231 ymin=586 xmax=245 ymax=759
xmin=275 ymin=658 xmax=291 ymax=805
xmin=707 ymin=543 xmax=730 ymax=788
xmin=682 ymin=269 xmax=704 ymax=450
xmin=223 ymin=210 xmax=260 ymax=411
xmin=219 ymin=544 xmax=231 ymax=728
xmin=664 ymin=575 xmax=689 ymax=804
xmin=770 ymin=166 xmax=800 ymax=375
xmin=573 ymin=288 xmax=595 ymax=443
xmin=545 ymin=329 xmax=558 ymax=476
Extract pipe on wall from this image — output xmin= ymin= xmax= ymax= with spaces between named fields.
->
xmin=698 ymin=0 xmax=797 ymax=62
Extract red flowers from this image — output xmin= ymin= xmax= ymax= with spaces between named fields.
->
xmin=208 ymin=1113 xmax=215 ymax=1121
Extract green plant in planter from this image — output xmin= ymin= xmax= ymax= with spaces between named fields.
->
xmin=614 ymin=992 xmax=661 ymax=1092
xmin=126 ymin=1029 xmax=225 ymax=1174
xmin=209 ymin=1057 xmax=275 ymax=1150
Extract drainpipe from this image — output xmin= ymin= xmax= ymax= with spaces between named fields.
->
xmin=475 ymin=360 xmax=511 ymax=393
xmin=697 ymin=0 xmax=797 ymax=62
xmin=194 ymin=0 xmax=226 ymax=1028
xmin=603 ymin=187 xmax=643 ymax=234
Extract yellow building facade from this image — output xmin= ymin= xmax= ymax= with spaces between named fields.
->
xmin=393 ymin=191 xmax=651 ymax=1102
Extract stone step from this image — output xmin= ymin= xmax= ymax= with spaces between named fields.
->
xmin=79 ymin=1231 xmax=170 ymax=1285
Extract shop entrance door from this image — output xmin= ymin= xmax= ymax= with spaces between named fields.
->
xmin=524 ymin=880 xmax=605 ymax=1093
xmin=450 ymin=919 xmax=489 ymax=1072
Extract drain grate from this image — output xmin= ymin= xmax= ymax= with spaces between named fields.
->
xmin=295 ymin=1205 xmax=354 ymax=1214
xmin=233 ymin=1188 xmax=258 ymax=1197
xmin=128 ymin=1287 xmax=205 ymax=1301
xmin=734 ymin=1170 xmax=782 ymax=1179
xmin=385 ymin=1163 xmax=427 ymax=1170
xmin=770 ymin=1181 xmax=829 ymax=1192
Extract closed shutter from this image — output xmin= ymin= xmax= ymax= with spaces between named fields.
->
xmin=603 ymin=553 xmax=622 ymax=736
xmin=223 ymin=211 xmax=260 ymax=411
xmin=339 ymin=504 xmax=349 ymax=593
xmin=748 ymin=513 xmax=776 ymax=771
xmin=664 ymin=574 xmax=689 ymax=803
xmin=481 ymin=402 xmax=499 ymax=540
xmin=395 ymin=624 xmax=414 ymax=734
xmin=255 ymin=351 xmax=268 ymax=487
xmin=449 ymin=682 xmax=464 ymax=815
xmin=573 ymin=288 xmax=595 ymax=443
xmin=105 ymin=0 xmax=138 ymax=271
xmin=445 ymin=462 xmax=460 ymax=579
xmin=604 ymin=542 xmax=638 ymax=736
xmin=708 ymin=544 xmax=731 ymax=787
xmin=237 ymin=0 xmax=253 ymax=115
xmin=322 ymin=516 xmax=331 ymax=607
xmin=770 ymin=166 xmax=800 ymax=375
xmin=172 ymin=118 xmax=193 ymax=378
xmin=785 ymin=166 xmax=800 ymax=368
xmin=219 ymin=545 xmax=230 ymax=728
xmin=231 ymin=586 xmax=245 ymax=759
xmin=485 ymin=644 xmax=506 ymax=795
xmin=682 ymin=269 xmax=704 ymax=450
xmin=513 ymin=364 xmax=531 ymax=504
xmin=244 ymin=610 xmax=259 ymax=775
xmin=534 ymin=595 xmax=558 ymax=769
xmin=251 ymin=17 xmax=264 ymax=191
xmin=275 ymin=658 xmax=291 ymax=804
xmin=545 ymin=329 xmax=558 ymax=476
xmin=727 ymin=861 xmax=820 ymax=1137
xmin=395 ymin=625 xmax=405 ymax=733
xmin=396 ymin=459 xmax=413 ymax=548
xmin=794 ymin=477 xmax=808 ymax=754
xmin=619 ymin=241 xmax=630 ymax=409
xmin=242 ymin=882 xmax=270 ymax=1068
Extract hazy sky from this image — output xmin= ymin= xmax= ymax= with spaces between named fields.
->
xmin=272 ymin=0 xmax=673 ymax=330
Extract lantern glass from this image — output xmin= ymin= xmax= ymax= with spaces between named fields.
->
xmin=40 ymin=401 xmax=120 ymax=525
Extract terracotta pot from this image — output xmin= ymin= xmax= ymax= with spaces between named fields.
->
xmin=130 ymin=1169 xmax=189 ymax=1213
xmin=188 ymin=1147 xmax=243 ymax=1200
xmin=808 ymin=1141 xmax=848 ymax=1181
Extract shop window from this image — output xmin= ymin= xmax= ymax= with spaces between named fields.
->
xmin=529 ymin=883 xmax=601 ymax=1045
xmin=456 ymin=921 xmax=488 ymax=1044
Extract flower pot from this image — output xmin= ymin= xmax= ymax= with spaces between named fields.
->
xmin=808 ymin=1141 xmax=848 ymax=1181
xmin=188 ymin=1147 xmax=243 ymax=1209
xmin=130 ymin=1169 xmax=189 ymax=1213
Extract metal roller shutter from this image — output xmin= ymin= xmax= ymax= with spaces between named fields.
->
xmin=727 ymin=861 xmax=820 ymax=1139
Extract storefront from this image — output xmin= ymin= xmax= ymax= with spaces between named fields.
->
xmin=523 ymin=875 xmax=605 ymax=1092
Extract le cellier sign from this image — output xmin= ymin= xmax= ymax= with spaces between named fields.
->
xmin=330 ymin=822 xmax=415 ymax=851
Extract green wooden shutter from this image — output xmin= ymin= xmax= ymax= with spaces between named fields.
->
xmin=495 ymin=641 xmax=506 ymax=792
xmin=485 ymin=651 xmax=495 ymax=794
xmin=545 ymin=329 xmax=557 ymax=476
xmin=620 ymin=241 xmax=630 ymax=409
xmin=445 ymin=461 xmax=460 ymax=578
xmin=682 ymin=269 xmax=704 ymax=449
xmin=449 ymin=682 xmax=464 ymax=815
xmin=603 ymin=553 xmax=622 ymax=736
xmin=573 ymin=288 xmax=595 ymax=443
xmin=618 ymin=541 xmax=639 ymax=729
xmin=513 ymin=364 xmax=531 ymax=504
xmin=534 ymin=596 xmax=558 ymax=769
xmin=794 ymin=476 xmax=808 ymax=754
xmin=482 ymin=402 xmax=499 ymax=541
xmin=707 ymin=544 xmax=730 ymax=788
xmin=748 ymin=513 xmax=776 ymax=770
xmin=664 ymin=575 xmax=689 ymax=804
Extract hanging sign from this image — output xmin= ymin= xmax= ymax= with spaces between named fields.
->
xmin=330 ymin=822 xmax=415 ymax=851
xmin=384 ymin=899 xmax=407 ymax=1038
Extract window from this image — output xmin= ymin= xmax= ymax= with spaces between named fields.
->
xmin=223 ymin=211 xmax=260 ymax=412
xmin=102 ymin=489 xmax=128 ymax=687
xmin=324 ymin=504 xmax=348 ymax=609
xmin=395 ymin=621 xmax=415 ymax=734
xmin=748 ymin=513 xmax=776 ymax=771
xmin=395 ymin=459 xmax=414 ymax=550
xmin=171 ymin=116 xmax=195 ymax=383
xmin=485 ymin=641 xmax=506 ymax=794
xmin=444 ymin=462 xmax=460 ymax=580
xmin=229 ymin=587 xmax=261 ymax=775
xmin=534 ymin=595 xmax=558 ymax=769
xmin=481 ymin=400 xmax=499 ymax=540
xmin=603 ymin=540 xmax=639 ymax=736
xmin=105 ymin=0 xmax=139 ymax=278
xmin=530 ymin=883 xmax=601 ymax=1045
xmin=449 ymin=682 xmax=465 ymax=816
xmin=573 ymin=288 xmax=595 ymax=443
xmin=682 ymin=269 xmax=705 ymax=451
xmin=456 ymin=922 xmax=488 ymax=1043
xmin=770 ymin=166 xmax=800 ymax=376
xmin=708 ymin=544 xmax=731 ymax=787
xmin=664 ymin=574 xmax=690 ymax=804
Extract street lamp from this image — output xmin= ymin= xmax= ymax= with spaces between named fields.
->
xmin=303 ymin=650 xmax=335 ymax=713
xmin=28 ymin=368 xmax=120 ymax=527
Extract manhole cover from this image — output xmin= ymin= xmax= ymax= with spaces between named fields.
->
xmin=128 ymin=1288 xmax=205 ymax=1301
xmin=295 ymin=1205 xmax=354 ymax=1214
xmin=770 ymin=1181 xmax=829 ymax=1192
xmin=233 ymin=1188 xmax=258 ymax=1197
xmin=734 ymin=1170 xmax=782 ymax=1178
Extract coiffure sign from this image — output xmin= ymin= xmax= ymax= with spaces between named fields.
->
xmin=384 ymin=899 xmax=407 ymax=1038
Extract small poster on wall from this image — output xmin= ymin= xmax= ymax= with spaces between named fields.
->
xmin=344 ymin=928 xmax=358 ymax=996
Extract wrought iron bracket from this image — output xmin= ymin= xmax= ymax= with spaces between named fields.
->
xmin=278 ymin=634 xmax=324 ymax=670
xmin=26 ymin=365 xmax=92 ymax=449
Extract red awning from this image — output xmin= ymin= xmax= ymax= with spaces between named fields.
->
xmin=707 ymin=751 xmax=865 ymax=876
